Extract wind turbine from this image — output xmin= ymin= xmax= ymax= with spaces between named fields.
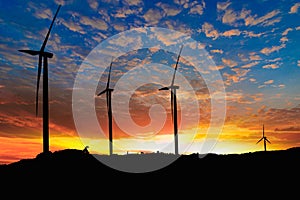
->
xmin=18 ymin=5 xmax=61 ymax=154
xmin=159 ymin=45 xmax=183 ymax=155
xmin=256 ymin=124 xmax=271 ymax=151
xmin=97 ymin=58 xmax=114 ymax=155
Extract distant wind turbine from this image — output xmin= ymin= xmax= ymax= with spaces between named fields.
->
xmin=18 ymin=5 xmax=61 ymax=154
xmin=159 ymin=45 xmax=183 ymax=155
xmin=256 ymin=124 xmax=271 ymax=151
xmin=98 ymin=58 xmax=114 ymax=155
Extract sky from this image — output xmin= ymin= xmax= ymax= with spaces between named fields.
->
xmin=0 ymin=0 xmax=300 ymax=164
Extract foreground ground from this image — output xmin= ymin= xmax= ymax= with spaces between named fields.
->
xmin=1 ymin=147 xmax=299 ymax=195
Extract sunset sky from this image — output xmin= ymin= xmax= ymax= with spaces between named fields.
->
xmin=1 ymin=0 xmax=300 ymax=164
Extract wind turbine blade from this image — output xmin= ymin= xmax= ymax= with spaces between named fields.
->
xmin=18 ymin=50 xmax=40 ymax=56
xmin=256 ymin=137 xmax=263 ymax=144
xmin=98 ymin=89 xmax=107 ymax=96
xmin=266 ymin=138 xmax=271 ymax=144
xmin=171 ymin=92 xmax=174 ymax=123
xmin=40 ymin=4 xmax=61 ymax=52
xmin=263 ymin=124 xmax=265 ymax=137
xmin=159 ymin=87 xmax=169 ymax=91
xmin=106 ymin=58 xmax=113 ymax=90
xmin=35 ymin=55 xmax=42 ymax=116
xmin=170 ymin=45 xmax=183 ymax=87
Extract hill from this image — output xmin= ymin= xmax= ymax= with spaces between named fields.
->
xmin=1 ymin=147 xmax=299 ymax=193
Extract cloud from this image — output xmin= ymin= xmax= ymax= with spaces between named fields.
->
xmin=260 ymin=44 xmax=285 ymax=55
xmin=223 ymin=68 xmax=250 ymax=85
xmin=289 ymin=3 xmax=300 ymax=14
xmin=34 ymin=8 xmax=53 ymax=19
xmin=124 ymin=0 xmax=143 ymax=6
xmin=278 ymin=84 xmax=285 ymax=88
xmin=87 ymin=0 xmax=98 ymax=10
xmin=275 ymin=127 xmax=300 ymax=131
xmin=262 ymin=64 xmax=279 ymax=69
xmin=243 ymin=31 xmax=263 ymax=38
xmin=296 ymin=26 xmax=300 ymax=31
xmin=244 ymin=10 xmax=281 ymax=26
xmin=280 ymin=37 xmax=288 ymax=43
xmin=217 ymin=1 xmax=231 ymax=11
xmin=54 ymin=0 xmax=73 ymax=6
xmin=60 ymin=18 xmax=86 ymax=34
xmin=79 ymin=16 xmax=108 ymax=31
xmin=222 ymin=58 xmax=237 ymax=68
xmin=249 ymin=53 xmax=262 ymax=61
xmin=210 ymin=49 xmax=223 ymax=54
xmin=223 ymin=29 xmax=241 ymax=37
xmin=298 ymin=60 xmax=300 ymax=67
xmin=156 ymin=2 xmax=182 ymax=16
xmin=226 ymin=91 xmax=263 ymax=104
xmin=189 ymin=4 xmax=205 ymax=15
xmin=264 ymin=80 xmax=274 ymax=84
xmin=282 ymin=28 xmax=293 ymax=36
xmin=201 ymin=22 xmax=219 ymax=40
xmin=249 ymin=78 xmax=256 ymax=82
xmin=143 ymin=9 xmax=163 ymax=25
xmin=221 ymin=9 xmax=242 ymax=25
xmin=241 ymin=61 xmax=259 ymax=69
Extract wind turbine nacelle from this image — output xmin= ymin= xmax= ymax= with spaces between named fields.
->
xmin=169 ymin=85 xmax=179 ymax=89
xmin=41 ymin=51 xmax=54 ymax=58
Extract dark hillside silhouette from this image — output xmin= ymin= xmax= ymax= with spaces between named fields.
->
xmin=1 ymin=147 xmax=299 ymax=184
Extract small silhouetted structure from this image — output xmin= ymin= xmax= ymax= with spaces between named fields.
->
xmin=256 ymin=124 xmax=271 ymax=151
xmin=83 ymin=146 xmax=89 ymax=154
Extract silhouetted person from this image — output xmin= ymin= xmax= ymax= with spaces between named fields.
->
xmin=83 ymin=146 xmax=89 ymax=154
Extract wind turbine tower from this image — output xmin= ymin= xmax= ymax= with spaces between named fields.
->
xmin=18 ymin=5 xmax=61 ymax=154
xmin=159 ymin=45 xmax=183 ymax=155
xmin=98 ymin=59 xmax=114 ymax=155
xmin=256 ymin=124 xmax=271 ymax=151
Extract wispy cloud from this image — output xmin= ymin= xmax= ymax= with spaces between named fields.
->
xmin=124 ymin=0 xmax=143 ymax=6
xmin=280 ymin=37 xmax=288 ymax=43
xmin=260 ymin=44 xmax=285 ymax=55
xmin=264 ymin=80 xmax=274 ymax=84
xmin=60 ymin=17 xmax=86 ymax=34
xmin=262 ymin=64 xmax=279 ymax=69
xmin=243 ymin=31 xmax=263 ymax=38
xmin=241 ymin=61 xmax=259 ymax=69
xmin=223 ymin=29 xmax=241 ymax=37
xmin=188 ymin=1 xmax=205 ymax=15
xmin=222 ymin=58 xmax=237 ymax=68
xmin=289 ymin=3 xmax=300 ymax=14
xmin=210 ymin=49 xmax=223 ymax=54
xmin=87 ymin=0 xmax=98 ymax=11
xmin=249 ymin=53 xmax=262 ymax=61
xmin=217 ymin=1 xmax=231 ymax=11
xmin=218 ymin=3 xmax=281 ymax=27
xmin=143 ymin=9 xmax=163 ymax=25
xmin=244 ymin=10 xmax=281 ymax=26
xmin=249 ymin=78 xmax=256 ymax=82
xmin=282 ymin=28 xmax=293 ymax=36
xmin=223 ymin=68 xmax=250 ymax=86
xmin=201 ymin=22 xmax=219 ymax=40
xmin=156 ymin=2 xmax=182 ymax=16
